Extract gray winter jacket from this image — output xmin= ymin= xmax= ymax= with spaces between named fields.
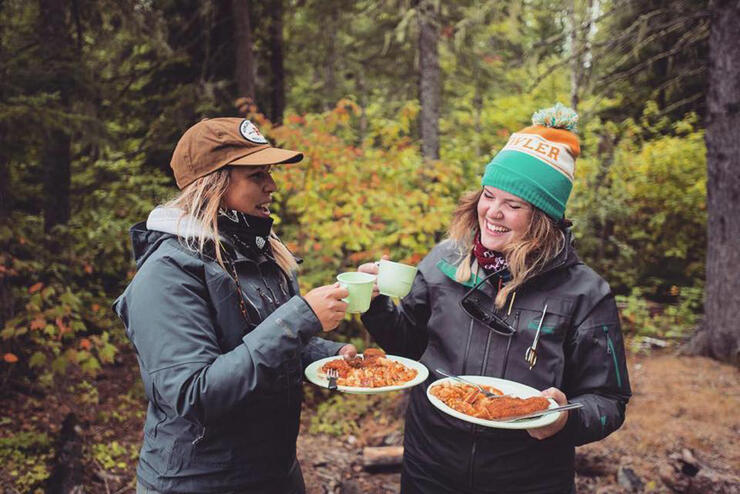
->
xmin=113 ymin=208 xmax=343 ymax=493
xmin=361 ymin=237 xmax=631 ymax=493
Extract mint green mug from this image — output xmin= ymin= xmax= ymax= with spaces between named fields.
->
xmin=377 ymin=260 xmax=417 ymax=298
xmin=336 ymin=272 xmax=376 ymax=313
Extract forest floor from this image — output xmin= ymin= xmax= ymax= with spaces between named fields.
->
xmin=1 ymin=347 xmax=738 ymax=493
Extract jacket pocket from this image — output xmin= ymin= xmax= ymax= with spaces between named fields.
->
xmin=595 ymin=324 xmax=625 ymax=390
xmin=191 ymin=425 xmax=232 ymax=466
xmin=505 ymin=299 xmax=572 ymax=389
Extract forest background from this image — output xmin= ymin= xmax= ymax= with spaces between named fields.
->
xmin=0 ymin=0 xmax=738 ymax=492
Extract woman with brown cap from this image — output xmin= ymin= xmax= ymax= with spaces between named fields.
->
xmin=358 ymin=104 xmax=631 ymax=493
xmin=114 ymin=118 xmax=354 ymax=493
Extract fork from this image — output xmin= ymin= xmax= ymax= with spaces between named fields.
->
xmin=435 ymin=368 xmax=502 ymax=399
xmin=326 ymin=369 xmax=339 ymax=391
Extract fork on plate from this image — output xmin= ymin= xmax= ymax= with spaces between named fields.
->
xmin=435 ymin=368 xmax=502 ymax=399
xmin=326 ymin=369 xmax=339 ymax=391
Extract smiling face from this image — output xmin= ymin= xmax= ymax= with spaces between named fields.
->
xmin=477 ymin=186 xmax=534 ymax=251
xmin=222 ymin=165 xmax=276 ymax=218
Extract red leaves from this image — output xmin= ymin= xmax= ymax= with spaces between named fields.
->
xmin=30 ymin=317 xmax=45 ymax=331
xmin=28 ymin=282 xmax=44 ymax=294
xmin=3 ymin=353 xmax=18 ymax=363
xmin=56 ymin=317 xmax=71 ymax=336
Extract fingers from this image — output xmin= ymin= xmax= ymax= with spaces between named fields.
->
xmin=540 ymin=387 xmax=567 ymax=405
xmin=333 ymin=286 xmax=350 ymax=300
xmin=332 ymin=299 xmax=348 ymax=313
xmin=358 ymin=262 xmax=379 ymax=275
xmin=527 ymin=410 xmax=569 ymax=440
xmin=528 ymin=387 xmax=569 ymax=440
xmin=338 ymin=344 xmax=357 ymax=358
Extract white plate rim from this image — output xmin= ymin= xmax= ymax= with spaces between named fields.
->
xmin=426 ymin=376 xmax=560 ymax=429
xmin=305 ymin=354 xmax=429 ymax=394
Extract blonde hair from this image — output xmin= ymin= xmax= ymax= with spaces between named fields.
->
xmin=448 ymin=189 xmax=565 ymax=308
xmin=164 ymin=167 xmax=298 ymax=275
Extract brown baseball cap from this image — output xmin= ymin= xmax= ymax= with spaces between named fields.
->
xmin=170 ymin=117 xmax=303 ymax=189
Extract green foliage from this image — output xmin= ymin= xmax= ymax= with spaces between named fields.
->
xmin=618 ymin=286 xmax=703 ymax=339
xmin=90 ymin=441 xmax=138 ymax=472
xmin=265 ymin=100 xmax=463 ymax=290
xmin=618 ymin=285 xmax=703 ymax=353
xmin=0 ymin=152 xmax=170 ymax=380
xmin=0 ymin=429 xmax=53 ymax=492
xmin=309 ymin=392 xmax=400 ymax=437
xmin=570 ymin=110 xmax=706 ymax=294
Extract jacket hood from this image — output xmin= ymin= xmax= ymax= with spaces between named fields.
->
xmin=438 ymin=229 xmax=580 ymax=288
xmin=146 ymin=206 xmax=207 ymax=238
xmin=129 ymin=207 xmax=206 ymax=268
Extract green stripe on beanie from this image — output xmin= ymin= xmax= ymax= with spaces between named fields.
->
xmin=482 ymin=150 xmax=572 ymax=220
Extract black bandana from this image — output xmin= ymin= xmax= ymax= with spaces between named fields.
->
xmin=217 ymin=208 xmax=273 ymax=256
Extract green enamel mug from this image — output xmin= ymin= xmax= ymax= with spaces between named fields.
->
xmin=336 ymin=271 xmax=376 ymax=313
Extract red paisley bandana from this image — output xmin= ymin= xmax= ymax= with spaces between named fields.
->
xmin=472 ymin=233 xmax=508 ymax=273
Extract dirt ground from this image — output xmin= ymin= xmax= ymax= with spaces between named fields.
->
xmin=1 ymin=348 xmax=738 ymax=493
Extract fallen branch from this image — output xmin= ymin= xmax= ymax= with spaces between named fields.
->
xmin=362 ymin=446 xmax=404 ymax=469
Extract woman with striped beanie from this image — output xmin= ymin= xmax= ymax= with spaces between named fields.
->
xmin=358 ymin=104 xmax=631 ymax=493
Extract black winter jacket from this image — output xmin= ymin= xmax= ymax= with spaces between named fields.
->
xmin=361 ymin=238 xmax=631 ymax=493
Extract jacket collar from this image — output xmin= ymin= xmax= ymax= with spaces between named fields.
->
xmin=436 ymin=230 xmax=578 ymax=289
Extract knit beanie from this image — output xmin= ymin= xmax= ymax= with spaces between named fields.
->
xmin=481 ymin=103 xmax=580 ymax=220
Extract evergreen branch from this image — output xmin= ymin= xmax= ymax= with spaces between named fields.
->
xmin=597 ymin=13 xmax=709 ymax=78
xmin=595 ymin=19 xmax=709 ymax=88
xmin=528 ymin=12 xmax=708 ymax=92
xmin=532 ymin=0 xmax=638 ymax=49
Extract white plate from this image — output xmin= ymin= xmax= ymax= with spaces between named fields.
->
xmin=305 ymin=354 xmax=429 ymax=394
xmin=426 ymin=376 xmax=560 ymax=430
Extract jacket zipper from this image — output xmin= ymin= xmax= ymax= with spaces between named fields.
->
xmin=468 ymin=310 xmax=518 ymax=489
xmin=468 ymin=432 xmax=478 ymax=489
xmin=602 ymin=325 xmax=623 ymax=388
xmin=256 ymin=287 xmax=274 ymax=307
xmin=192 ymin=426 xmax=206 ymax=446
xmin=500 ymin=311 xmax=520 ymax=378
xmin=480 ymin=331 xmax=492 ymax=375
xmin=461 ymin=319 xmax=474 ymax=375
xmin=150 ymin=382 xmax=166 ymax=439
xmin=257 ymin=264 xmax=282 ymax=306
xmin=229 ymin=258 xmax=262 ymax=324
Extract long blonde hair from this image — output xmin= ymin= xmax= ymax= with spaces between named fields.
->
xmin=448 ymin=189 xmax=565 ymax=308
xmin=164 ymin=168 xmax=298 ymax=274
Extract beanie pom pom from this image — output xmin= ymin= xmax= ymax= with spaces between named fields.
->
xmin=531 ymin=103 xmax=579 ymax=131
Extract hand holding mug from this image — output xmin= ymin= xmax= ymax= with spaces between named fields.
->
xmin=304 ymin=283 xmax=349 ymax=331
xmin=359 ymin=256 xmax=417 ymax=299
xmin=358 ymin=255 xmax=389 ymax=299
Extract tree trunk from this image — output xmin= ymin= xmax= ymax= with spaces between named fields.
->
xmin=324 ymin=7 xmax=338 ymax=111
xmin=42 ymin=130 xmax=71 ymax=232
xmin=232 ymin=0 xmax=255 ymax=101
xmin=268 ymin=0 xmax=285 ymax=124
xmin=691 ymin=0 xmax=740 ymax=364
xmin=568 ymin=0 xmax=581 ymax=111
xmin=38 ymin=0 xmax=72 ymax=233
xmin=418 ymin=0 xmax=440 ymax=160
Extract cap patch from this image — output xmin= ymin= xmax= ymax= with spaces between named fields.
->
xmin=239 ymin=119 xmax=268 ymax=144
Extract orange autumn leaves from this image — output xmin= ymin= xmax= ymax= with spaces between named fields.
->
xmin=255 ymin=100 xmax=463 ymax=288
xmin=2 ymin=279 xmax=117 ymax=375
